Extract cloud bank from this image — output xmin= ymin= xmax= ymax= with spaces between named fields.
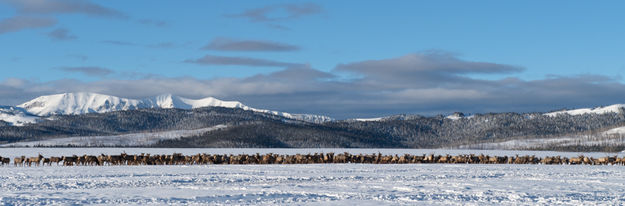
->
xmin=203 ymin=38 xmax=299 ymax=52
xmin=227 ymin=3 xmax=322 ymax=22
xmin=56 ymin=66 xmax=113 ymax=77
xmin=0 ymin=16 xmax=56 ymax=34
xmin=47 ymin=28 xmax=77 ymax=40
xmin=0 ymin=0 xmax=126 ymax=34
xmin=184 ymin=55 xmax=303 ymax=68
xmin=2 ymin=0 xmax=126 ymax=18
xmin=2 ymin=52 xmax=625 ymax=119
xmin=226 ymin=3 xmax=322 ymax=30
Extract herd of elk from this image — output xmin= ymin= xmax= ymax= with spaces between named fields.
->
xmin=1 ymin=153 xmax=625 ymax=166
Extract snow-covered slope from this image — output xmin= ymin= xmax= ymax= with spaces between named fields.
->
xmin=18 ymin=93 xmax=144 ymax=116
xmin=1 ymin=124 xmax=227 ymax=147
xmin=142 ymin=94 xmax=336 ymax=122
xmin=602 ymin=126 xmax=625 ymax=136
xmin=350 ymin=114 xmax=423 ymax=122
xmin=143 ymin=94 xmax=248 ymax=110
xmin=0 ymin=106 xmax=38 ymax=126
xmin=353 ymin=117 xmax=384 ymax=122
xmin=446 ymin=112 xmax=465 ymax=120
xmin=15 ymin=92 xmax=332 ymax=123
xmin=545 ymin=104 xmax=625 ymax=117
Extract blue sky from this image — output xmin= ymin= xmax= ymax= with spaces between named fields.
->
xmin=1 ymin=1 xmax=625 ymax=119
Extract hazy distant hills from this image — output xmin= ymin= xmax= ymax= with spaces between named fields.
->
xmin=2 ymin=93 xmax=625 ymax=152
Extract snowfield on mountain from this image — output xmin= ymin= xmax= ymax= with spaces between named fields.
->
xmin=0 ymin=106 xmax=38 ymax=126
xmin=545 ymin=104 xmax=625 ymax=117
xmin=0 ymin=92 xmax=332 ymax=125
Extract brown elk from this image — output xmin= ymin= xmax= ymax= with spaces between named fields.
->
xmin=42 ymin=158 xmax=51 ymax=166
xmin=261 ymin=153 xmax=275 ymax=164
xmin=438 ymin=155 xmax=451 ymax=163
xmin=569 ymin=156 xmax=583 ymax=165
xmin=582 ymin=157 xmax=594 ymax=165
xmin=541 ymin=156 xmax=554 ymax=165
xmin=0 ymin=156 xmax=10 ymax=165
xmin=14 ymin=156 xmax=25 ymax=166
xmin=488 ymin=156 xmax=500 ymax=164
xmin=412 ymin=155 xmax=425 ymax=163
xmin=398 ymin=154 xmax=411 ymax=164
xmin=49 ymin=156 xmax=62 ymax=165
xmin=108 ymin=155 xmax=123 ymax=165
xmin=451 ymin=155 xmax=469 ymax=164
xmin=62 ymin=155 xmax=78 ymax=166
xmin=26 ymin=154 xmax=44 ymax=166
xmin=97 ymin=154 xmax=108 ymax=166
xmin=82 ymin=155 xmax=100 ymax=166
xmin=595 ymin=156 xmax=616 ymax=165
xmin=424 ymin=154 xmax=436 ymax=163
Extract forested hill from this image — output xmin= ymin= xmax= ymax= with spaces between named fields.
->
xmin=2 ymin=106 xmax=625 ymax=152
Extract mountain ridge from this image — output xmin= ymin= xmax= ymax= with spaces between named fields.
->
xmin=1 ymin=102 xmax=625 ymax=151
xmin=3 ymin=92 xmax=625 ymax=127
xmin=3 ymin=92 xmax=332 ymax=125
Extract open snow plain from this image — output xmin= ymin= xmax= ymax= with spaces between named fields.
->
xmin=2 ymin=164 xmax=625 ymax=205
xmin=1 ymin=148 xmax=625 ymax=205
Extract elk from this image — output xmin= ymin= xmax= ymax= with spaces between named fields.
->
xmin=5 ymin=152 xmax=625 ymax=166
xmin=14 ymin=156 xmax=25 ymax=166
xmin=49 ymin=156 xmax=62 ymax=165
xmin=0 ymin=156 xmax=10 ymax=166
xmin=62 ymin=155 xmax=78 ymax=166
xmin=97 ymin=154 xmax=108 ymax=166
xmin=42 ymin=158 xmax=51 ymax=166
xmin=438 ymin=155 xmax=451 ymax=163
xmin=26 ymin=154 xmax=44 ymax=166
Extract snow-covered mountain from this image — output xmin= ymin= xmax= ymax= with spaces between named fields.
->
xmin=0 ymin=106 xmax=39 ymax=126
xmin=544 ymin=104 xmax=625 ymax=117
xmin=142 ymin=94 xmax=248 ymax=110
xmin=1 ymin=92 xmax=333 ymax=125
xmin=17 ymin=93 xmax=250 ymax=116
xmin=6 ymin=93 xmax=625 ymax=127
xmin=18 ymin=93 xmax=144 ymax=116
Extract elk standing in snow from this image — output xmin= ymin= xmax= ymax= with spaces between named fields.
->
xmin=26 ymin=154 xmax=43 ymax=166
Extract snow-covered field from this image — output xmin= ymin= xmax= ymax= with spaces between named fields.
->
xmin=1 ymin=164 xmax=624 ymax=205
xmin=0 ymin=148 xmax=622 ymax=158
xmin=2 ymin=148 xmax=623 ymax=205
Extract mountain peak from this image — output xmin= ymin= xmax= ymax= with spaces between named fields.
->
xmin=10 ymin=92 xmax=333 ymax=124
xmin=18 ymin=92 xmax=142 ymax=116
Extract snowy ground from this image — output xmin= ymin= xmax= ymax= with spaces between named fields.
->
xmin=2 ymin=148 xmax=623 ymax=205
xmin=1 ymin=164 xmax=624 ymax=205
